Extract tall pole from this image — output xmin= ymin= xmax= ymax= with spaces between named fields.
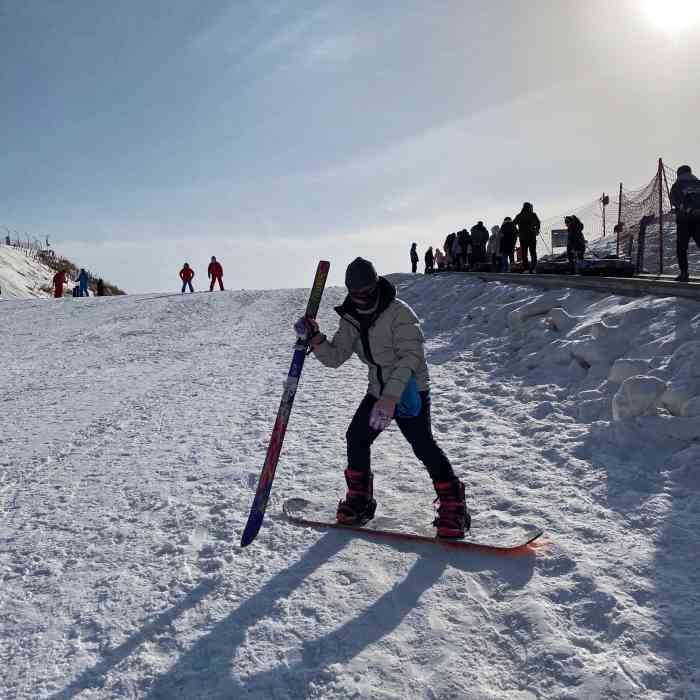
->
xmin=658 ymin=158 xmax=663 ymax=275
xmin=617 ymin=182 xmax=623 ymax=257
xmin=602 ymin=193 xmax=607 ymax=237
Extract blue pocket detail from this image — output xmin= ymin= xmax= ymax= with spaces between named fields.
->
xmin=396 ymin=375 xmax=422 ymax=417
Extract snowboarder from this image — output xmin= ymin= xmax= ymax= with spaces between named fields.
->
xmin=179 ymin=263 xmax=195 ymax=293
xmin=295 ymin=257 xmax=469 ymax=538
xmin=52 ymin=269 xmax=66 ymax=298
xmin=514 ymin=202 xmax=541 ymax=272
xmin=76 ymin=268 xmax=90 ymax=297
xmin=208 ymin=256 xmax=224 ymax=291
xmin=424 ymin=246 xmax=434 ymax=273
xmin=670 ymin=164 xmax=700 ymax=282
xmin=410 ymin=243 xmax=419 ymax=273
xmin=565 ymin=215 xmax=586 ymax=274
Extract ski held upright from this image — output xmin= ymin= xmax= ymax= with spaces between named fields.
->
xmin=240 ymin=260 xmax=330 ymax=547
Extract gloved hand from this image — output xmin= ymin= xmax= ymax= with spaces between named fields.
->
xmin=369 ymin=396 xmax=397 ymax=432
xmin=294 ymin=316 xmax=319 ymax=340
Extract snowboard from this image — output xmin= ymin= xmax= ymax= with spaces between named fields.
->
xmin=283 ymin=498 xmax=543 ymax=555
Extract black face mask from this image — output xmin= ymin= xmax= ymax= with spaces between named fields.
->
xmin=349 ymin=284 xmax=379 ymax=310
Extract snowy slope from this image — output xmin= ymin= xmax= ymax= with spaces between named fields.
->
xmin=2 ymin=277 xmax=699 ymax=699
xmin=0 ymin=244 xmax=55 ymax=299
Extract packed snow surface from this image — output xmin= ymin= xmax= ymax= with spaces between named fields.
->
xmin=2 ymin=274 xmax=700 ymax=699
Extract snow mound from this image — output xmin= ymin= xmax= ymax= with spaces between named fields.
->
xmin=612 ymin=375 xmax=667 ymax=420
xmin=0 ymin=244 xmax=55 ymax=298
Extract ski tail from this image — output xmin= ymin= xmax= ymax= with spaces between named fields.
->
xmin=240 ymin=261 xmax=330 ymax=547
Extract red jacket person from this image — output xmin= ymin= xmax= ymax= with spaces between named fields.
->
xmin=208 ymin=256 xmax=224 ymax=291
xmin=179 ymin=263 xmax=195 ymax=293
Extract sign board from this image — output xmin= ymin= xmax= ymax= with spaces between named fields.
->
xmin=551 ymin=229 xmax=568 ymax=248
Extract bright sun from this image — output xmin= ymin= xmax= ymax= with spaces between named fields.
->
xmin=643 ymin=0 xmax=700 ymax=31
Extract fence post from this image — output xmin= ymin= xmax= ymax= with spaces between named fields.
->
xmin=616 ymin=182 xmax=623 ymax=257
xmin=658 ymin=158 xmax=664 ymax=275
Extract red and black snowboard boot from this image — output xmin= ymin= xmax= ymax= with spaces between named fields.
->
xmin=337 ymin=469 xmax=377 ymax=525
xmin=433 ymin=479 xmax=470 ymax=539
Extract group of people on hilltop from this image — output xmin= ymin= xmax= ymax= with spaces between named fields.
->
xmin=413 ymin=165 xmax=700 ymax=282
xmin=51 ymin=268 xmax=106 ymax=298
xmin=415 ymin=202 xmax=544 ymax=275
xmin=178 ymin=256 xmax=225 ymax=293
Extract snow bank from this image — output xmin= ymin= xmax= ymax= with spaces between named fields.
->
xmin=0 ymin=244 xmax=55 ymax=298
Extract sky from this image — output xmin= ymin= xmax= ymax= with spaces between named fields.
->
xmin=2 ymin=0 xmax=700 ymax=293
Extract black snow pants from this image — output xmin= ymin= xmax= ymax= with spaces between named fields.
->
xmin=677 ymin=217 xmax=700 ymax=275
xmin=520 ymin=238 xmax=538 ymax=271
xmin=346 ymin=392 xmax=455 ymax=483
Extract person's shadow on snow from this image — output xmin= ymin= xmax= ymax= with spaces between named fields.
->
xmin=142 ymin=532 xmax=536 ymax=700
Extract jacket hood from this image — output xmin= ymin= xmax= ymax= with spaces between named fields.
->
xmin=335 ymin=276 xmax=396 ymax=322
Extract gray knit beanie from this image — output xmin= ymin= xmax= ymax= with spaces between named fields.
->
xmin=345 ymin=257 xmax=378 ymax=290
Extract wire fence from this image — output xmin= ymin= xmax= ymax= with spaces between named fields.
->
xmin=538 ymin=159 xmax=699 ymax=275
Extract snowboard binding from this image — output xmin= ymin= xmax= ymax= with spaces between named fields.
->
xmin=337 ymin=469 xmax=377 ymax=525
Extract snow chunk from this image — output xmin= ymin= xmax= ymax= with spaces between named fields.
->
xmin=612 ymin=376 xmax=667 ymax=421
xmin=608 ymin=359 xmax=653 ymax=384
xmin=544 ymin=307 xmax=581 ymax=333
xmin=509 ymin=297 xmax=554 ymax=327
xmin=659 ymin=340 xmax=700 ymax=416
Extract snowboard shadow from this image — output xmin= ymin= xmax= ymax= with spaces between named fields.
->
xmin=144 ymin=531 xmax=536 ymax=699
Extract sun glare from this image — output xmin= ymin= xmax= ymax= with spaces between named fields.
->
xmin=643 ymin=0 xmax=700 ymax=31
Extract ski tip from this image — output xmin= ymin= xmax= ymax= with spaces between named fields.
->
xmin=240 ymin=512 xmax=264 ymax=548
xmin=318 ymin=260 xmax=330 ymax=273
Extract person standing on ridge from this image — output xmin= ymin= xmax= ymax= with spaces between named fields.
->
xmin=457 ymin=229 xmax=471 ymax=269
xmin=52 ymin=269 xmax=66 ymax=298
xmin=451 ymin=235 xmax=463 ymax=271
xmin=565 ymin=215 xmax=586 ymax=274
xmin=470 ymin=222 xmax=489 ymax=265
xmin=96 ymin=278 xmax=105 ymax=296
xmin=487 ymin=225 xmax=502 ymax=271
xmin=670 ymin=164 xmax=700 ymax=282
xmin=294 ymin=257 xmax=470 ymax=539
xmin=76 ymin=268 xmax=90 ymax=297
xmin=514 ymin=202 xmax=541 ymax=272
xmin=499 ymin=217 xmax=518 ymax=271
xmin=179 ymin=263 xmax=195 ymax=293
xmin=424 ymin=246 xmax=434 ymax=273
xmin=208 ymin=256 xmax=224 ymax=291
xmin=410 ymin=243 xmax=419 ymax=273
xmin=434 ymin=246 xmax=446 ymax=270
xmin=444 ymin=232 xmax=456 ymax=269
